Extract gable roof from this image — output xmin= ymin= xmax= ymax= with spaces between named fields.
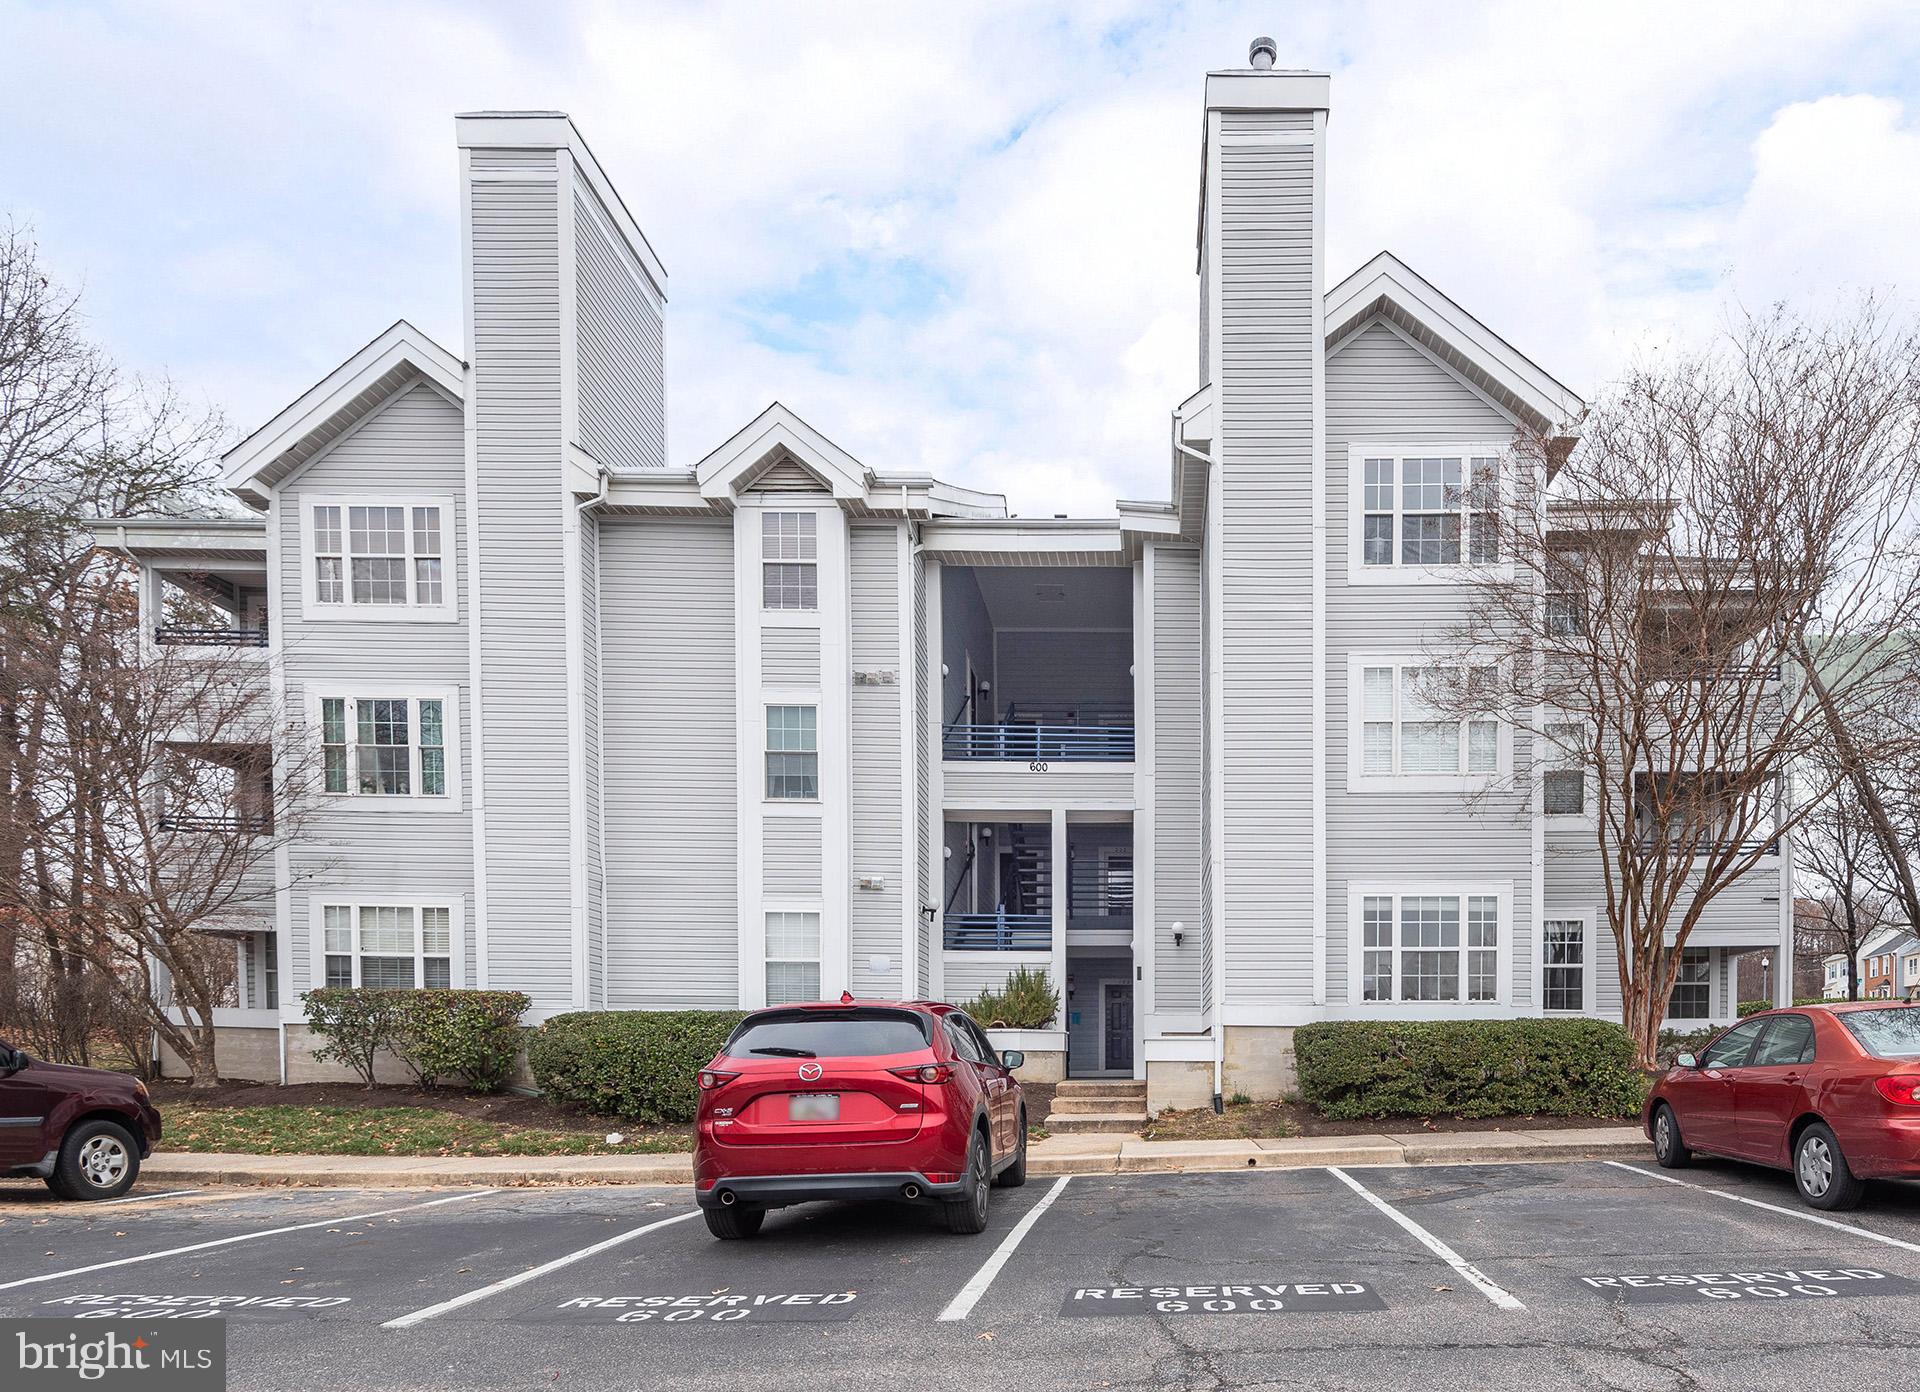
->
xmin=219 ymin=320 xmax=464 ymax=508
xmin=1326 ymin=252 xmax=1586 ymax=436
xmin=693 ymin=402 xmax=872 ymax=505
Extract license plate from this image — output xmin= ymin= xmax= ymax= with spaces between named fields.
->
xmin=788 ymin=1093 xmax=840 ymax=1122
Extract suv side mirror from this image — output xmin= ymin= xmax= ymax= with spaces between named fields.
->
xmin=1675 ymin=1052 xmax=1698 ymax=1070
xmin=1 ymin=1048 xmax=27 ymax=1074
xmin=1000 ymin=1050 xmax=1025 ymax=1072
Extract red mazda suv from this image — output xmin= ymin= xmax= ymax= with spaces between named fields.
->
xmin=694 ymin=998 xmax=1028 ymax=1239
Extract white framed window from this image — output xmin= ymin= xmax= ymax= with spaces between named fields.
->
xmin=1349 ymin=658 xmax=1505 ymax=791
xmin=1668 ymin=948 xmax=1710 ymax=1020
xmin=1542 ymin=914 xmax=1590 ymax=1012
xmin=765 ymin=704 xmax=818 ymax=800
xmin=765 ymin=909 xmax=822 ymax=1004
xmin=1349 ymin=444 xmax=1509 ymax=584
xmin=1350 ymin=885 xmax=1509 ymax=1008
xmin=1542 ymin=723 xmax=1589 ymax=822
xmin=300 ymin=496 xmax=456 ymax=621
xmin=313 ymin=898 xmax=460 ymax=990
xmin=310 ymin=687 xmax=459 ymax=809
xmin=1545 ymin=546 xmax=1587 ymax=637
xmin=762 ymin=511 xmax=818 ymax=611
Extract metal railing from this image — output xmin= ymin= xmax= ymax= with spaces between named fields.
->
xmin=159 ymin=812 xmax=272 ymax=834
xmin=1068 ymin=862 xmax=1134 ymax=917
xmin=155 ymin=624 xmax=269 ymax=648
xmin=942 ymin=723 xmax=1134 ymax=762
xmin=943 ymin=912 xmax=1051 ymax=951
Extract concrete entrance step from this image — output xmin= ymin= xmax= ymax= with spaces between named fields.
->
xmin=1043 ymin=1110 xmax=1148 ymax=1135
xmin=1052 ymin=1093 xmax=1152 ymax=1115
xmin=1055 ymin=1079 xmax=1147 ymax=1099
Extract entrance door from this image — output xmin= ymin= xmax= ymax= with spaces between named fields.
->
xmin=1101 ymin=981 xmax=1134 ymax=1072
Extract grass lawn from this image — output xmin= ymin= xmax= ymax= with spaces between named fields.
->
xmin=159 ymin=1103 xmax=689 ymax=1157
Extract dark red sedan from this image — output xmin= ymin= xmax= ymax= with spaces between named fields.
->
xmin=1645 ymin=1003 xmax=1920 ymax=1209
xmin=693 ymin=998 xmax=1027 ymax=1239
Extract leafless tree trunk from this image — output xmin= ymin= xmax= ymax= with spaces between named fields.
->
xmin=1427 ymin=300 xmax=1920 ymax=1067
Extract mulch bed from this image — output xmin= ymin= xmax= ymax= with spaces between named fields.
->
xmin=1144 ymin=1099 xmax=1636 ymax=1141
xmin=147 ymin=1079 xmax=679 ymax=1141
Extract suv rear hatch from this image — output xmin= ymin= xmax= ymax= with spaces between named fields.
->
xmin=708 ymin=1008 xmax=934 ymax=1147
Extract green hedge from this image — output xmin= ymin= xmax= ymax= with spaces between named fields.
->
xmin=1737 ymin=997 xmax=1828 ymax=1016
xmin=528 ymin=1010 xmax=747 ymax=1124
xmin=1293 ymin=1018 xmax=1645 ymax=1120
xmin=300 ymin=988 xmax=531 ymax=1090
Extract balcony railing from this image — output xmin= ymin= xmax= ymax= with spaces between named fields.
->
xmin=943 ymin=912 xmax=1051 ymax=951
xmin=159 ymin=812 xmax=272 ymax=834
xmin=155 ymin=624 xmax=269 ymax=648
xmin=1068 ymin=862 xmax=1134 ymax=917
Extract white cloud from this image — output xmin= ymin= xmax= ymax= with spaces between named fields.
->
xmin=5 ymin=1 xmax=1920 ymax=513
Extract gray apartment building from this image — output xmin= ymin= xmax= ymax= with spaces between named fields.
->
xmin=106 ymin=55 xmax=1794 ymax=1111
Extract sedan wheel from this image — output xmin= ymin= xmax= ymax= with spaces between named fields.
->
xmin=1793 ymin=1122 xmax=1865 ymax=1211
xmin=1652 ymin=1105 xmax=1691 ymax=1169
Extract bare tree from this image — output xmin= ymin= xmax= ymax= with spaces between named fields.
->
xmin=1428 ymin=301 xmax=1920 ymax=1067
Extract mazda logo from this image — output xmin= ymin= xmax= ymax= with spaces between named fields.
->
xmin=798 ymin=1062 xmax=823 ymax=1082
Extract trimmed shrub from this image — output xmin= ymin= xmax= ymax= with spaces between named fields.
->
xmin=961 ymin=967 xmax=1059 ymax=1030
xmin=1737 ymin=997 xmax=1828 ymax=1017
xmin=1657 ymin=1025 xmax=1719 ymax=1066
xmin=389 ymin=990 xmax=532 ymax=1092
xmin=1293 ymin=1018 xmax=1645 ymax=1120
xmin=300 ymin=988 xmax=405 ymax=1087
xmin=528 ymin=1010 xmax=747 ymax=1124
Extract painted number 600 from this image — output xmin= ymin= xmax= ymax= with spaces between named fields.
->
xmin=1028 ymin=760 xmax=1049 ymax=773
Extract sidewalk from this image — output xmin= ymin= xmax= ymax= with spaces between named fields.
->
xmin=144 ymin=1126 xmax=1648 ymax=1190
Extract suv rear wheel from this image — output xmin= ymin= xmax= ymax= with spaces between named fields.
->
xmin=944 ymin=1129 xmax=992 ymax=1234
xmin=703 ymin=1205 xmax=766 ymax=1240
xmin=48 ymin=1118 xmax=140 ymax=1201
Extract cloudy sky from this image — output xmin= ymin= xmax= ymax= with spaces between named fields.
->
xmin=5 ymin=1 xmax=1920 ymax=515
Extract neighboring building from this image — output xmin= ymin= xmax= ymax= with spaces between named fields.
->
xmin=1823 ymin=952 xmax=1851 ymax=1000
xmin=103 ymin=53 xmax=1792 ymax=1109
xmin=1856 ymin=927 xmax=1919 ymax=1000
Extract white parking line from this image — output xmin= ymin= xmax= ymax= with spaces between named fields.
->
xmin=937 ymin=1176 xmax=1072 ymax=1322
xmin=92 ymin=1189 xmax=204 ymax=1207
xmin=1604 ymin=1160 xmax=1920 ymax=1256
xmin=383 ymin=1209 xmax=702 ymax=1328
xmin=1326 ymin=1167 xmax=1526 ymax=1311
xmin=0 ymin=1189 xmax=498 ymax=1292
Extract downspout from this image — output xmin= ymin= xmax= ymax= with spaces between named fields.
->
xmin=1170 ymin=414 xmax=1225 ymax=1113
xmin=576 ymin=470 xmax=609 ymax=1009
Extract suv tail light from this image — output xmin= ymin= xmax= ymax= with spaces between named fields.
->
xmin=890 ymin=1064 xmax=953 ymax=1084
xmin=698 ymin=1069 xmax=740 ymax=1091
xmin=1874 ymin=1075 xmax=1920 ymax=1106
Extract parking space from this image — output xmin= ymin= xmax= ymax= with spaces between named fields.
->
xmin=4 ymin=1162 xmax=1920 ymax=1390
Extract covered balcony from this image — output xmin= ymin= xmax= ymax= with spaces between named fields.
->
xmin=940 ymin=565 xmax=1133 ymax=763
xmin=942 ymin=819 xmax=1052 ymax=951
xmin=153 ymin=566 xmax=270 ymax=648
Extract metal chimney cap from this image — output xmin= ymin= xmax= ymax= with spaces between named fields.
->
xmin=1249 ymin=36 xmax=1278 ymax=70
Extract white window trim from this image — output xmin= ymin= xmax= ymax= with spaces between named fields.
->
xmin=1346 ymin=442 xmax=1516 ymax=586
xmin=1346 ymin=655 xmax=1510 ymax=793
xmin=1346 ymin=882 xmax=1514 ymax=1015
xmin=763 ymin=696 xmax=821 ymax=804
xmin=299 ymin=495 xmax=458 ymax=622
xmin=1665 ymin=945 xmax=1715 ymax=1024
xmin=760 ymin=510 xmax=820 ymax=615
xmin=763 ymin=901 xmax=824 ymax=1005
xmin=1540 ymin=910 xmax=1597 ymax=1014
xmin=1540 ymin=723 xmax=1596 ymax=831
xmin=307 ymin=895 xmax=465 ymax=990
xmin=306 ymin=683 xmax=463 ymax=812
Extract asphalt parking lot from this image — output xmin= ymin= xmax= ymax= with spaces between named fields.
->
xmin=4 ymin=1158 xmax=1920 ymax=1391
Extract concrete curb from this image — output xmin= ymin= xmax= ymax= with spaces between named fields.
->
xmin=145 ymin=1127 xmax=1648 ymax=1189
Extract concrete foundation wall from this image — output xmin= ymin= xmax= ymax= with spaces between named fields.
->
xmin=1147 ymin=1059 xmax=1214 ymax=1114
xmin=178 ymin=1024 xmax=537 ymax=1090
xmin=1224 ymin=1025 xmax=1298 ymax=1101
xmin=158 ymin=1027 xmax=281 ymax=1083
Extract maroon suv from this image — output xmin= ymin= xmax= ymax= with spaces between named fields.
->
xmin=693 ymin=999 xmax=1027 ymax=1239
xmin=0 ymin=1039 xmax=163 ymax=1200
